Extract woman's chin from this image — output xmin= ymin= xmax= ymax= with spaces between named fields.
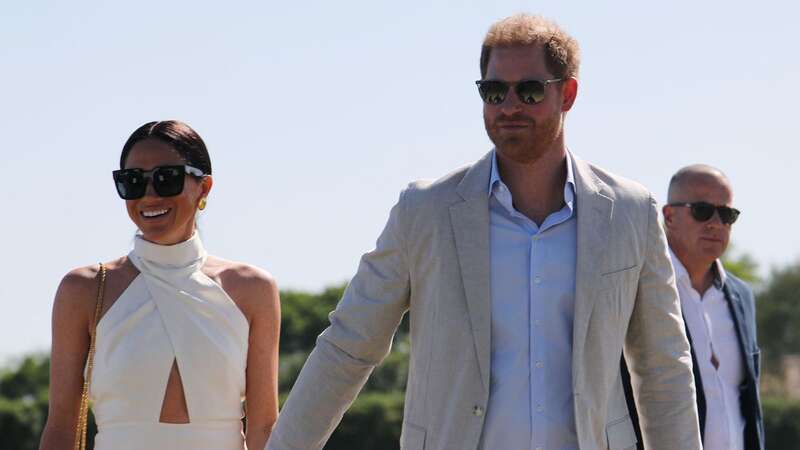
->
xmin=139 ymin=227 xmax=183 ymax=245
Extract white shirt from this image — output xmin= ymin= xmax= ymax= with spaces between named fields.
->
xmin=670 ymin=251 xmax=745 ymax=450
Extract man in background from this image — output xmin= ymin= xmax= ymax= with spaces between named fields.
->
xmin=626 ymin=165 xmax=764 ymax=450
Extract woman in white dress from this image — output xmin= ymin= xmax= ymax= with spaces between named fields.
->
xmin=40 ymin=120 xmax=280 ymax=450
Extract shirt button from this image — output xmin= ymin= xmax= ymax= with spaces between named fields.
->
xmin=534 ymin=320 xmax=541 ymax=327
xmin=472 ymin=405 xmax=484 ymax=417
xmin=532 ymin=235 xmax=540 ymax=241
xmin=534 ymin=276 xmax=542 ymax=284
xmin=536 ymin=405 xmax=544 ymax=412
xmin=535 ymin=361 xmax=544 ymax=368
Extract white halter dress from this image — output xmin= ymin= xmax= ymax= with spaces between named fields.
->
xmin=89 ymin=234 xmax=249 ymax=450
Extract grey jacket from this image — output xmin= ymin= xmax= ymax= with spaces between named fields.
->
xmin=267 ymin=151 xmax=702 ymax=450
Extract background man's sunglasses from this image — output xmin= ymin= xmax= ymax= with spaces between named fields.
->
xmin=475 ymin=78 xmax=563 ymax=105
xmin=112 ymin=165 xmax=205 ymax=200
xmin=669 ymin=201 xmax=741 ymax=225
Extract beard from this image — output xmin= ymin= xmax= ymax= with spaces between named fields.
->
xmin=485 ymin=111 xmax=563 ymax=164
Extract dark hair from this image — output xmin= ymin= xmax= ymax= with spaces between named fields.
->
xmin=120 ymin=120 xmax=212 ymax=175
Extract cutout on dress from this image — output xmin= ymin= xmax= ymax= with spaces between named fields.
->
xmin=159 ymin=358 xmax=191 ymax=423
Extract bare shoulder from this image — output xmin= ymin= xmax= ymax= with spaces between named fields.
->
xmin=53 ymin=263 xmax=104 ymax=329
xmin=56 ymin=257 xmax=132 ymax=310
xmin=58 ymin=265 xmax=100 ymax=295
xmin=203 ymin=256 xmax=280 ymax=322
xmin=204 ymin=256 xmax=277 ymax=292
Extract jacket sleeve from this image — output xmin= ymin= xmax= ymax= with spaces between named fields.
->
xmin=624 ymin=194 xmax=702 ymax=450
xmin=266 ymin=190 xmax=411 ymax=450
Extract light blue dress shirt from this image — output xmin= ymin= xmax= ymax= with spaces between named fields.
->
xmin=478 ymin=150 xmax=579 ymax=450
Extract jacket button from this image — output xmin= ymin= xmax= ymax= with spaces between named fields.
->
xmin=472 ymin=405 xmax=484 ymax=417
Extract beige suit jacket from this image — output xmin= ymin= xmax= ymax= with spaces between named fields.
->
xmin=267 ymin=151 xmax=702 ymax=450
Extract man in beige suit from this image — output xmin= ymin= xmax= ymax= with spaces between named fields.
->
xmin=267 ymin=14 xmax=701 ymax=450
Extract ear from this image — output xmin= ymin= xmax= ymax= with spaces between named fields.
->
xmin=662 ymin=204 xmax=674 ymax=226
xmin=561 ymin=77 xmax=578 ymax=112
xmin=200 ymin=175 xmax=213 ymax=198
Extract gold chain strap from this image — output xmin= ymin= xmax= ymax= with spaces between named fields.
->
xmin=74 ymin=263 xmax=106 ymax=450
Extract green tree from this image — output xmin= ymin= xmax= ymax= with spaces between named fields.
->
xmin=757 ymin=261 xmax=800 ymax=370
xmin=280 ymin=286 xmax=345 ymax=354
xmin=277 ymin=283 xmax=409 ymax=449
xmin=722 ymin=246 xmax=760 ymax=284
xmin=763 ymin=397 xmax=800 ymax=450
xmin=0 ymin=354 xmax=51 ymax=450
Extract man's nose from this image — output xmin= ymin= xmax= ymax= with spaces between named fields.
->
xmin=499 ymin=90 xmax=523 ymax=113
xmin=706 ymin=209 xmax=724 ymax=227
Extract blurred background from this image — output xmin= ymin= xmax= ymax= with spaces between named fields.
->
xmin=2 ymin=0 xmax=799 ymax=448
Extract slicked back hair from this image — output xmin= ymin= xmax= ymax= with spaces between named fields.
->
xmin=120 ymin=120 xmax=212 ymax=175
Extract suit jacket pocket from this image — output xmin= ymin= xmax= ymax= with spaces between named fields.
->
xmin=401 ymin=421 xmax=426 ymax=450
xmin=606 ymin=415 xmax=638 ymax=450
xmin=599 ymin=265 xmax=639 ymax=295
xmin=601 ymin=264 xmax=639 ymax=277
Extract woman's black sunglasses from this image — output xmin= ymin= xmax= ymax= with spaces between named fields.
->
xmin=112 ymin=165 xmax=205 ymax=200
xmin=475 ymin=78 xmax=563 ymax=105
xmin=669 ymin=201 xmax=741 ymax=225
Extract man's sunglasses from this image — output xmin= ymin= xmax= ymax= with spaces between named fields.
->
xmin=668 ymin=201 xmax=741 ymax=225
xmin=475 ymin=78 xmax=563 ymax=105
xmin=112 ymin=165 xmax=205 ymax=200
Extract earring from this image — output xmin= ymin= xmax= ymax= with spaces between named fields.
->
xmin=198 ymin=198 xmax=207 ymax=211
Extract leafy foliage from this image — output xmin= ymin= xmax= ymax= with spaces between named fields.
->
xmin=328 ymin=391 xmax=404 ymax=448
xmin=763 ymin=397 xmax=800 ymax=450
xmin=756 ymin=261 xmax=800 ymax=370
xmin=277 ymin=283 xmax=408 ymax=449
xmin=279 ymin=286 xmax=345 ymax=354
xmin=722 ymin=249 xmax=761 ymax=284
xmin=0 ymin=355 xmax=50 ymax=450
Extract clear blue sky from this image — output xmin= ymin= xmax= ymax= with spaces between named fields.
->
xmin=2 ymin=0 xmax=798 ymax=361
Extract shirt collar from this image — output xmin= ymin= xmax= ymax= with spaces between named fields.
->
xmin=714 ymin=259 xmax=728 ymax=288
xmin=669 ymin=248 xmax=727 ymax=290
xmin=488 ymin=149 xmax=576 ymax=212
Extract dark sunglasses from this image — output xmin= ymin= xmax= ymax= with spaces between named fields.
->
xmin=475 ymin=78 xmax=563 ymax=105
xmin=668 ymin=201 xmax=741 ymax=225
xmin=112 ymin=165 xmax=205 ymax=200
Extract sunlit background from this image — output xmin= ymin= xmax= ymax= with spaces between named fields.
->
xmin=1 ymin=0 xmax=798 ymax=362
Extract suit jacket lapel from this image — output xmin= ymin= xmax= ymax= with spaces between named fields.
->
xmin=683 ymin=319 xmax=707 ymax=442
xmin=450 ymin=151 xmax=493 ymax=390
xmin=723 ymin=284 xmax=756 ymax=376
xmin=571 ymin=155 xmax=614 ymax=390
